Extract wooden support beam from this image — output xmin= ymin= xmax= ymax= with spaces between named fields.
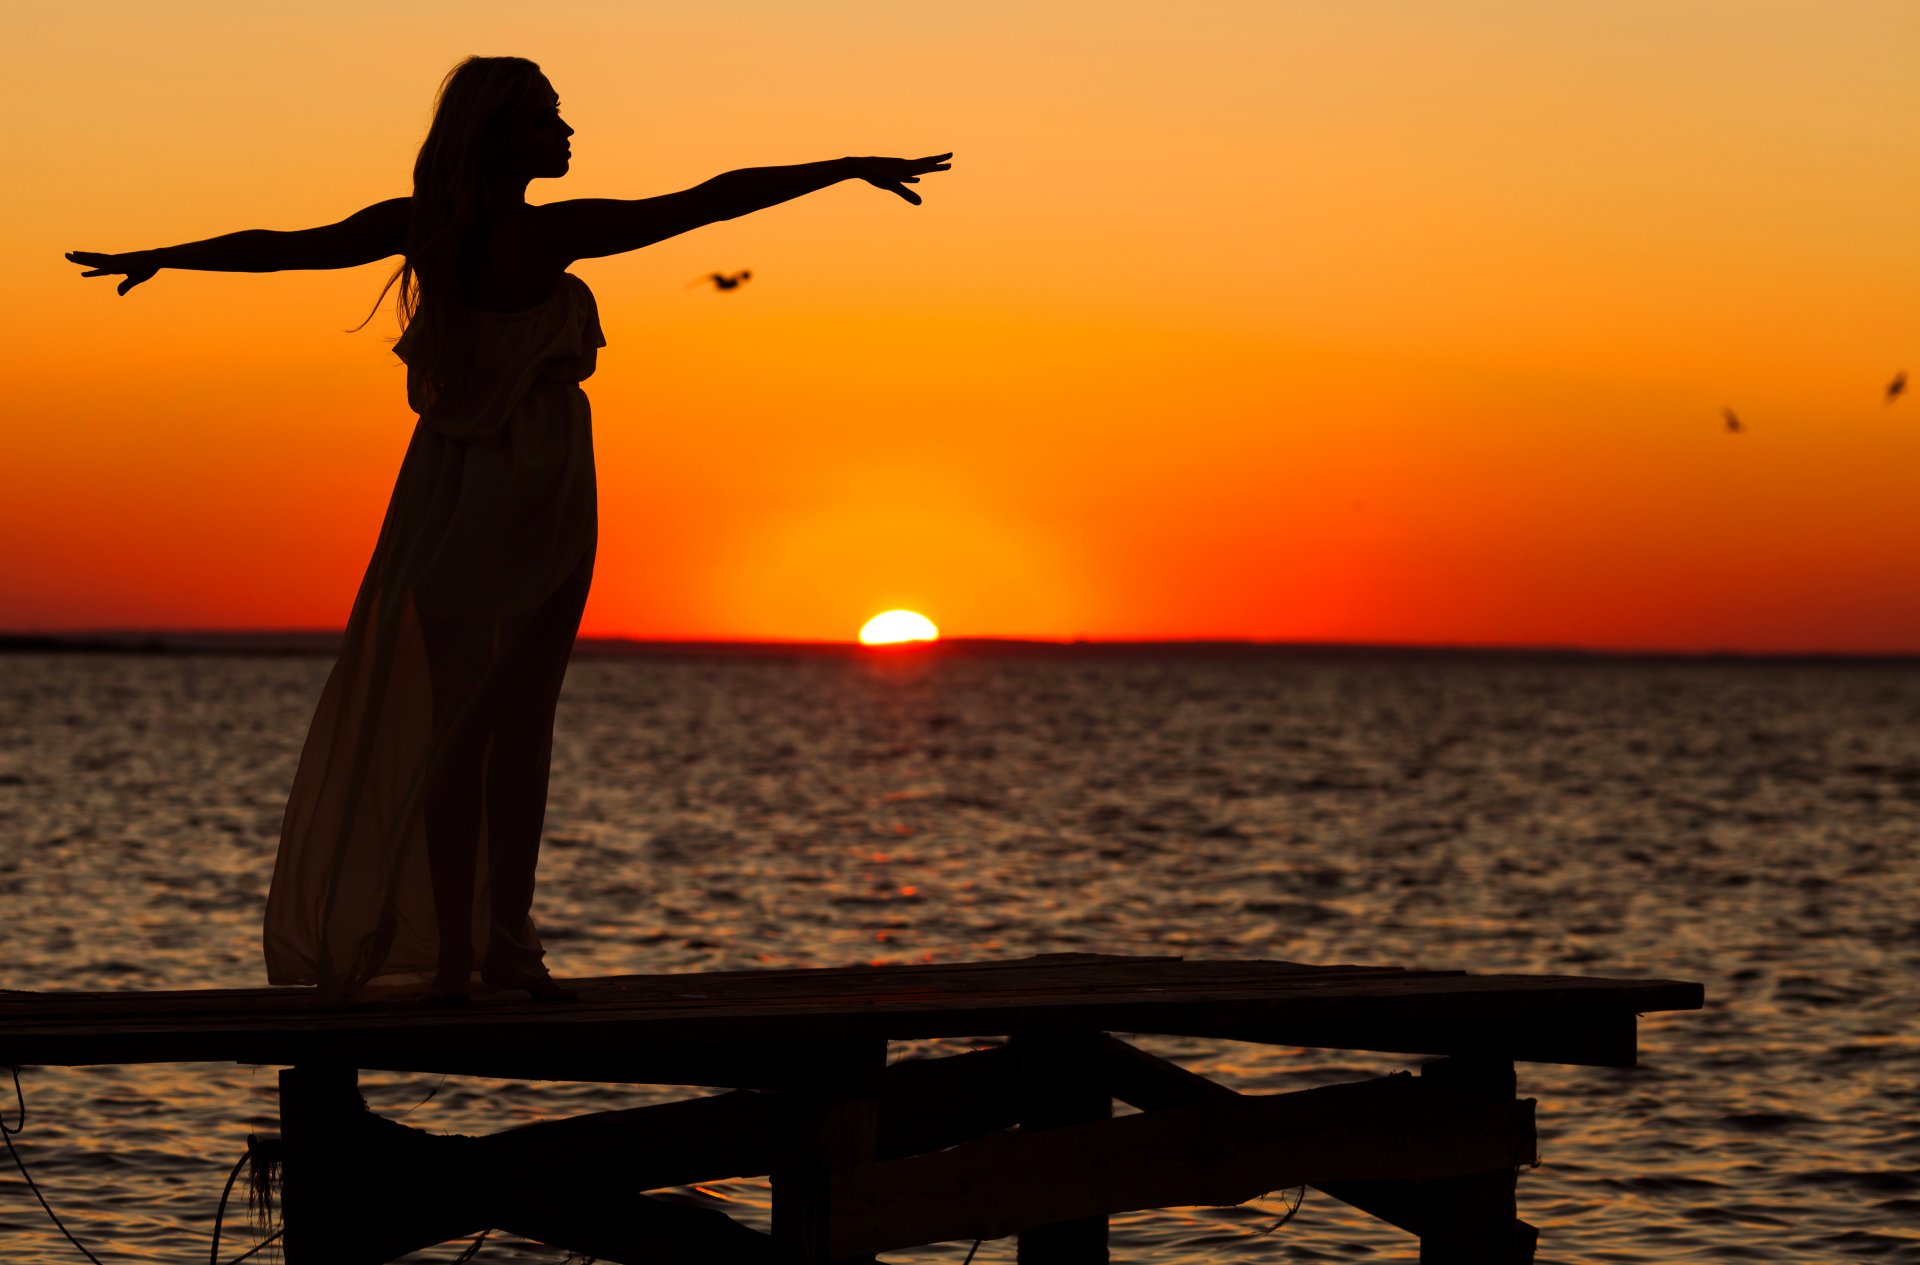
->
xmin=1098 ymin=1035 xmax=1541 ymax=1251
xmin=497 ymin=1190 xmax=783 ymax=1265
xmin=1099 ymin=1033 xmax=1230 ymax=1112
xmin=878 ymin=1043 xmax=1020 ymax=1158
xmin=770 ymin=1037 xmax=888 ymax=1264
xmin=278 ymin=1067 xmax=791 ymax=1264
xmin=280 ymin=1063 xmax=487 ymax=1265
xmin=476 ymin=1087 xmax=778 ymax=1192
xmin=826 ymin=1070 xmax=1535 ymax=1260
xmin=276 ymin=1040 xmax=1016 ymax=1265
xmin=1416 ymin=1056 xmax=1537 ymax=1265
xmin=1176 ymin=1011 xmax=1639 ymax=1068
xmin=1014 ymin=1029 xmax=1112 ymax=1264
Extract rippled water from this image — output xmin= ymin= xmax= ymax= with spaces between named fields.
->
xmin=2 ymin=649 xmax=1917 ymax=1263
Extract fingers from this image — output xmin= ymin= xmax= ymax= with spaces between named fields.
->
xmin=67 ymin=250 xmax=117 ymax=277
xmin=877 ymin=154 xmax=952 ymax=176
xmin=887 ymin=183 xmax=923 ymax=205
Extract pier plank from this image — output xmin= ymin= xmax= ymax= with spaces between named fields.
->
xmin=0 ymin=954 xmax=1704 ymax=1076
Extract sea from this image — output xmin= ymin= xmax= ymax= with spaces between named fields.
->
xmin=1 ymin=646 xmax=1916 ymax=1263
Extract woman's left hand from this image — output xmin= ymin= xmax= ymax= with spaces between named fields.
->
xmin=66 ymin=250 xmax=159 ymax=296
xmin=851 ymin=153 xmax=953 ymax=205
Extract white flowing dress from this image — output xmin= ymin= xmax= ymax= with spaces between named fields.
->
xmin=265 ymin=272 xmax=606 ymax=996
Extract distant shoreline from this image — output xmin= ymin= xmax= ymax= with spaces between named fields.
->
xmin=3 ymin=630 xmax=1917 ymax=666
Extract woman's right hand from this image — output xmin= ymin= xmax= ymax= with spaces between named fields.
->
xmin=65 ymin=249 xmax=158 ymax=296
xmin=850 ymin=153 xmax=953 ymax=206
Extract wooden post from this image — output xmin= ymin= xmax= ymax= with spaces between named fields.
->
xmin=279 ymin=1063 xmax=365 ymax=1265
xmin=1417 ymin=1056 xmax=1535 ymax=1265
xmin=1014 ymin=1029 xmax=1112 ymax=1264
xmin=771 ymin=1038 xmax=887 ymax=1264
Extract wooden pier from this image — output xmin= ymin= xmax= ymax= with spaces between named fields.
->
xmin=0 ymin=953 xmax=1702 ymax=1263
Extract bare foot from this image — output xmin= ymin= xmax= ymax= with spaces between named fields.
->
xmin=430 ymin=955 xmax=474 ymax=1003
xmin=481 ymin=958 xmax=579 ymax=1002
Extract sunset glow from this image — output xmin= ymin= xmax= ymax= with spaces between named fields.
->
xmin=859 ymin=610 xmax=939 ymax=646
xmin=6 ymin=3 xmax=1919 ymax=650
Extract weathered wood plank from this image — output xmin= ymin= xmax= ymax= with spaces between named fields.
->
xmin=0 ymin=955 xmax=1702 ymax=1074
xmin=825 ymin=1073 xmax=1536 ymax=1260
xmin=350 ymin=1037 xmax=888 ymax=1090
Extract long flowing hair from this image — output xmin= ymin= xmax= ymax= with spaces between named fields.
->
xmin=355 ymin=55 xmax=548 ymax=416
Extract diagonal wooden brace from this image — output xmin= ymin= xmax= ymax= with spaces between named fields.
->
xmin=277 ymin=1063 xmax=783 ymax=1265
xmin=1100 ymin=1035 xmax=1538 ymax=1263
xmin=825 ymin=1065 xmax=1536 ymax=1260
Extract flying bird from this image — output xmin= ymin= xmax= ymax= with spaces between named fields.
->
xmin=1888 ymin=371 xmax=1906 ymax=405
xmin=692 ymin=270 xmax=752 ymax=291
xmin=1722 ymin=407 xmax=1743 ymax=434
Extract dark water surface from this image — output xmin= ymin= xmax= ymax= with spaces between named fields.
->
xmin=1 ymin=650 xmax=1916 ymax=1263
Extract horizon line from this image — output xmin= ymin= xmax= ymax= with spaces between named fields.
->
xmin=4 ymin=628 xmax=1920 ymax=663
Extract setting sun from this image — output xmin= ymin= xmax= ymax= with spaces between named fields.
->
xmin=859 ymin=610 xmax=939 ymax=645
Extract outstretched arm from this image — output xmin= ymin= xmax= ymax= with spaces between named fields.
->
xmin=67 ymin=198 xmax=409 ymax=295
xmin=545 ymin=153 xmax=952 ymax=263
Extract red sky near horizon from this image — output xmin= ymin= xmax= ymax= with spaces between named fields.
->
xmin=6 ymin=1 xmax=1919 ymax=651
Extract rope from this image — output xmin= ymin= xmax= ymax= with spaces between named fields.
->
xmin=2 ymin=1064 xmax=110 ymax=1265
xmin=1255 ymin=1185 xmax=1307 ymax=1237
xmin=210 ymin=1136 xmax=286 ymax=1265
xmin=210 ymin=1151 xmax=249 ymax=1265
xmin=3 ymin=1065 xmax=289 ymax=1265
xmin=397 ymin=1073 xmax=449 ymax=1118
xmin=221 ymin=1229 xmax=283 ymax=1265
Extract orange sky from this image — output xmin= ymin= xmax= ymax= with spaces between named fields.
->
xmin=6 ymin=1 xmax=1918 ymax=649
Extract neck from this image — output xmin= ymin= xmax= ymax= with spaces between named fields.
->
xmin=480 ymin=173 xmax=532 ymax=213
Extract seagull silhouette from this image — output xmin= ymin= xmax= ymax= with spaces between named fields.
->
xmin=1722 ymin=407 xmax=1743 ymax=434
xmin=692 ymin=270 xmax=752 ymax=291
xmin=1888 ymin=371 xmax=1907 ymax=405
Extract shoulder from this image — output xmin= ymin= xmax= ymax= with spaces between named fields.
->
xmin=343 ymin=196 xmax=410 ymax=228
xmin=339 ymin=197 xmax=411 ymax=256
xmin=370 ymin=196 xmax=412 ymax=237
xmin=527 ymin=200 xmax=583 ymax=258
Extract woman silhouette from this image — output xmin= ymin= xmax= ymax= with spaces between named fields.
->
xmin=67 ymin=56 xmax=951 ymax=1001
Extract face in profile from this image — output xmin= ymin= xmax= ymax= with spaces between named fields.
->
xmin=500 ymin=76 xmax=573 ymax=180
